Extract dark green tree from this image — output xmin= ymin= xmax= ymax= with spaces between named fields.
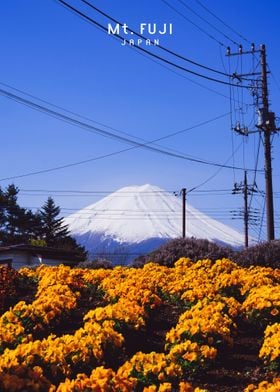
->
xmin=39 ymin=197 xmax=87 ymax=257
xmin=0 ymin=187 xmax=6 ymax=244
xmin=0 ymin=184 xmax=41 ymax=245
xmin=39 ymin=197 xmax=69 ymax=246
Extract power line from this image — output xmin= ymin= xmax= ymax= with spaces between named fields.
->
xmin=1 ymin=82 xmax=229 ymax=151
xmin=79 ymin=0 xmax=233 ymax=78
xmin=0 ymin=82 xmax=148 ymax=142
xmin=176 ymin=0 xmax=239 ymax=46
xmin=4 ymin=81 xmax=248 ymax=178
xmin=248 ymin=133 xmax=262 ymax=211
xmin=25 ymin=210 xmax=237 ymax=218
xmin=19 ymin=188 xmax=234 ymax=194
xmin=19 ymin=189 xmax=175 ymax=195
xmin=56 ymin=0 xmax=251 ymax=89
xmin=53 ymin=2 xmax=253 ymax=102
xmin=0 ymin=87 xmax=263 ymax=181
xmin=194 ymin=0 xmax=251 ymax=44
xmin=0 ymin=87 xmax=228 ymax=159
xmin=18 ymin=192 xmax=236 ymax=198
xmin=268 ymin=65 xmax=280 ymax=96
xmin=25 ymin=205 xmax=238 ymax=212
xmin=60 ymin=213 xmax=242 ymax=221
xmin=134 ymin=47 xmax=237 ymax=102
xmin=160 ymin=0 xmax=225 ymax=47
xmin=188 ymin=140 xmax=243 ymax=192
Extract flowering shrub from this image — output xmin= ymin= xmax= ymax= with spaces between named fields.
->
xmin=117 ymin=351 xmax=182 ymax=387
xmin=167 ymin=340 xmax=217 ymax=375
xmin=166 ymin=298 xmax=236 ymax=348
xmin=0 ymin=283 xmax=78 ymax=353
xmin=0 ymin=319 xmax=124 ymax=389
xmin=84 ymin=297 xmax=146 ymax=331
xmin=244 ymin=378 xmax=280 ymax=391
xmin=143 ymin=384 xmax=208 ymax=392
xmin=0 ymin=260 xmax=280 ymax=390
xmin=57 ymin=366 xmax=134 ymax=391
xmin=241 ymin=285 xmax=280 ymax=327
xmin=57 ymin=368 xmax=206 ymax=392
xmin=238 ymin=266 xmax=280 ymax=296
xmin=259 ymin=323 xmax=280 ymax=371
xmin=0 ymin=266 xmax=19 ymax=313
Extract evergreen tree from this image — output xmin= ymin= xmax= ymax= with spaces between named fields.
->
xmin=39 ymin=197 xmax=69 ymax=246
xmin=4 ymin=184 xmax=20 ymax=240
xmin=0 ymin=187 xmax=6 ymax=244
xmin=39 ymin=197 xmax=87 ymax=257
xmin=0 ymin=184 xmax=41 ymax=245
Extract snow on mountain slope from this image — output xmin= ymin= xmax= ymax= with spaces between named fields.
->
xmin=64 ymin=184 xmax=246 ymax=249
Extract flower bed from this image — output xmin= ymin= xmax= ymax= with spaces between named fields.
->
xmin=0 ymin=259 xmax=279 ymax=391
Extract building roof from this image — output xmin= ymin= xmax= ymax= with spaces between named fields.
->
xmin=0 ymin=244 xmax=85 ymax=263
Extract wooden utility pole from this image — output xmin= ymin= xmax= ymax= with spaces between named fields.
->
xmin=232 ymin=171 xmax=258 ymax=248
xmin=181 ymin=188 xmax=186 ymax=238
xmin=243 ymin=171 xmax=249 ymax=248
xmin=227 ymin=44 xmax=278 ymax=241
xmin=260 ymin=44 xmax=275 ymax=240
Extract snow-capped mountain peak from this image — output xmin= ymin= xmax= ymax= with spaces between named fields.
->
xmin=64 ymin=184 xmax=245 ymax=252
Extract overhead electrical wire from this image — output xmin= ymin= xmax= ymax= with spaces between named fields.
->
xmin=248 ymin=132 xmax=262 ymax=211
xmin=19 ymin=188 xmax=234 ymax=195
xmin=0 ymin=82 xmax=151 ymax=142
xmin=56 ymin=216 xmax=236 ymax=221
xmin=1 ymin=81 xmax=229 ymax=153
xmin=258 ymin=196 xmax=266 ymax=241
xmin=20 ymin=190 xmax=175 ymax=195
xmin=0 ymin=86 xmax=263 ymax=182
xmin=23 ymin=207 xmax=236 ymax=216
xmin=134 ymin=47 xmax=241 ymax=102
xmin=187 ymin=140 xmax=243 ymax=193
xmin=18 ymin=191 xmax=235 ymax=198
xmin=4 ymin=82 xmax=248 ymax=177
xmin=268 ymin=65 xmax=280 ymax=96
xmin=160 ymin=0 xmax=225 ymax=47
xmin=194 ymin=0 xmax=251 ymax=44
xmin=52 ymin=2 xmax=253 ymax=103
xmin=20 ymin=190 xmax=232 ymax=194
xmin=175 ymin=0 xmax=239 ymax=46
xmin=79 ymin=0 xmax=232 ymax=78
xmin=56 ymin=0 xmax=251 ymax=89
xmin=0 ymin=86 xmax=228 ymax=154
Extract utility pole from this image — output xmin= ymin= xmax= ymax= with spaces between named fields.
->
xmin=260 ymin=44 xmax=275 ymax=240
xmin=181 ymin=188 xmax=186 ymax=238
xmin=244 ymin=171 xmax=249 ymax=248
xmin=232 ymin=171 xmax=258 ymax=247
xmin=227 ymin=44 xmax=279 ymax=241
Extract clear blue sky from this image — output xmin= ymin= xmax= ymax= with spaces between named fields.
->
xmin=1 ymin=0 xmax=280 ymax=241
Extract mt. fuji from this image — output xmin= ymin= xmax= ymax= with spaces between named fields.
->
xmin=64 ymin=184 xmax=246 ymax=263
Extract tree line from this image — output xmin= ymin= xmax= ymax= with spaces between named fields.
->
xmin=0 ymin=184 xmax=86 ymax=257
